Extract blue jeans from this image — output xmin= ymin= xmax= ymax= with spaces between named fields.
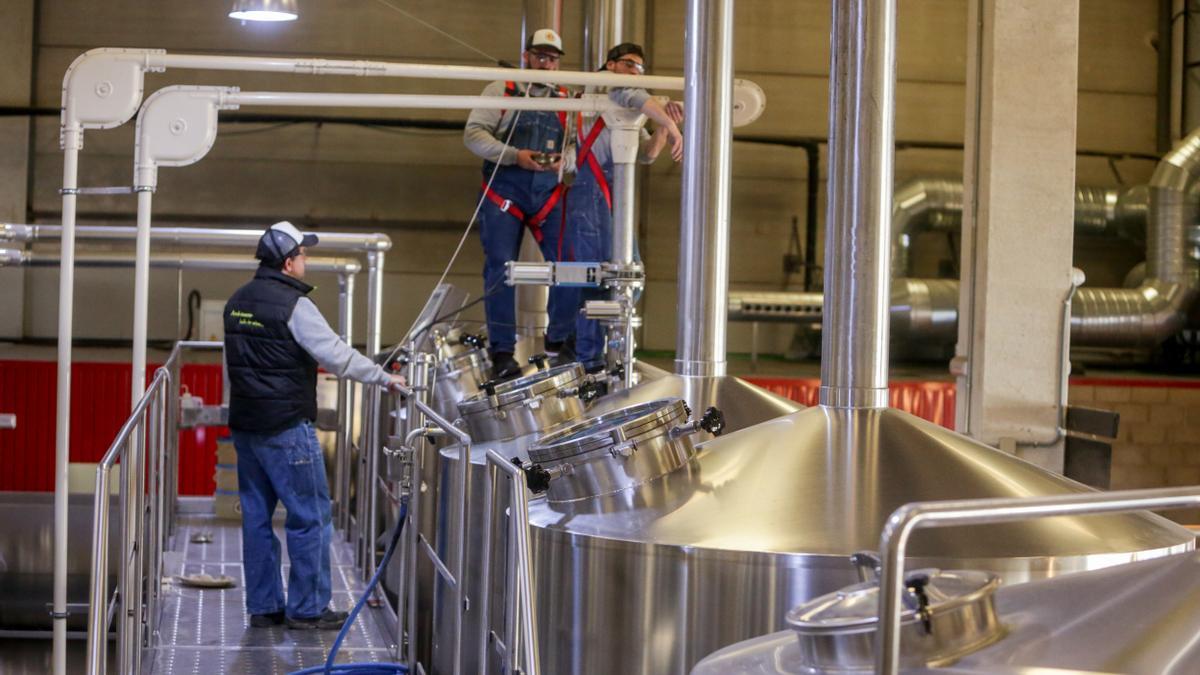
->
xmin=232 ymin=420 xmax=332 ymax=619
xmin=478 ymin=167 xmax=579 ymax=354
xmin=564 ymin=182 xmax=612 ymax=370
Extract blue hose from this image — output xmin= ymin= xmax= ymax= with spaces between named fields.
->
xmin=289 ymin=499 xmax=410 ymax=675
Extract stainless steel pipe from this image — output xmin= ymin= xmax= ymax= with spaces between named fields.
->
xmin=1 ymin=222 xmax=392 ymax=252
xmin=675 ymin=0 xmax=735 ymax=378
xmin=818 ymin=0 xmax=897 ymax=409
xmin=0 ymin=249 xmax=362 ymax=273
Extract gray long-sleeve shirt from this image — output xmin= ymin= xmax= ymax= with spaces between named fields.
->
xmin=463 ymin=81 xmax=573 ymax=167
xmin=574 ymin=87 xmax=655 ymax=171
xmin=287 ymin=297 xmax=393 ymax=388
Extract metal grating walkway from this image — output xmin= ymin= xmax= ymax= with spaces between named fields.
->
xmin=144 ymin=515 xmax=398 ymax=674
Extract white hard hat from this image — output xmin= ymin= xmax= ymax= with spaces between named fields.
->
xmin=527 ymin=28 xmax=564 ymax=54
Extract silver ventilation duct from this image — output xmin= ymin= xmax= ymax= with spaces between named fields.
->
xmin=1071 ymin=130 xmax=1200 ymax=346
xmin=731 ymin=133 xmax=1198 ymax=349
xmin=890 ymin=179 xmax=1140 ymax=277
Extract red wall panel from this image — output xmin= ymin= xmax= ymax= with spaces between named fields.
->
xmin=0 ymin=360 xmax=224 ymax=494
xmin=739 ymin=376 xmax=957 ymax=429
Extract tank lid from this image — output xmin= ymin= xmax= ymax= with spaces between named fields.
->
xmin=787 ymin=568 xmax=998 ymax=634
xmin=438 ymin=347 xmax=489 ymax=374
xmin=785 ymin=568 xmax=1002 ymax=670
xmin=458 ymin=363 xmax=585 ymax=415
xmin=528 ymin=398 xmax=689 ymax=464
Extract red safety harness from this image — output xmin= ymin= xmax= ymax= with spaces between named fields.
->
xmin=481 ymin=81 xmax=571 ymax=242
xmin=575 ymin=115 xmax=613 ymax=210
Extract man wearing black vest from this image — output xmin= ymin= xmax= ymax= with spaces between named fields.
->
xmin=224 ymin=221 xmax=403 ymax=630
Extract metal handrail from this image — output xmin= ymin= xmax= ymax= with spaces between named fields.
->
xmin=84 ymin=367 xmax=169 ymax=674
xmin=387 ymin=372 xmax=472 ymax=675
xmin=85 ymin=340 xmax=223 ymax=675
xmin=478 ymin=448 xmax=540 ymax=675
xmin=876 ymin=485 xmax=1200 ymax=675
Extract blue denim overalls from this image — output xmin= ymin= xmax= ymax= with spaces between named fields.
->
xmin=477 ymin=82 xmax=578 ymax=355
xmin=567 ymin=115 xmax=616 ymax=370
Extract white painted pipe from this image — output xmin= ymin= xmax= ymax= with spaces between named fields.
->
xmin=52 ymin=125 xmax=80 ymax=675
xmin=132 ymin=189 xmax=153 ymax=404
xmin=223 ymin=90 xmax=629 ymax=112
xmin=145 ymin=50 xmax=685 ymax=90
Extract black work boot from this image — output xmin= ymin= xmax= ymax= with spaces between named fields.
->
xmin=550 ymin=342 xmax=578 ymax=367
xmin=249 ymin=611 xmax=285 ymax=627
xmin=490 ymin=352 xmax=522 ymax=380
xmin=286 ymin=608 xmax=349 ymax=630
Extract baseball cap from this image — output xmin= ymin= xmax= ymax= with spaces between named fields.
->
xmin=255 ymin=221 xmax=318 ymax=266
xmin=526 ymin=28 xmax=564 ymax=55
xmin=605 ymin=42 xmax=644 ymax=64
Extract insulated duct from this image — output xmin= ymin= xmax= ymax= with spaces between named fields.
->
xmin=1071 ymin=130 xmax=1200 ymax=346
xmin=731 ymin=130 xmax=1199 ymax=350
xmin=890 ymin=179 xmax=1144 ymax=277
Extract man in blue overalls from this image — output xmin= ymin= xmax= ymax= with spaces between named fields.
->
xmin=464 ymin=28 xmax=577 ymax=380
xmin=566 ymin=43 xmax=684 ymax=373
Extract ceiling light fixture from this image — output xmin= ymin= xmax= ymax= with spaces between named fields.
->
xmin=229 ymin=0 xmax=299 ymax=22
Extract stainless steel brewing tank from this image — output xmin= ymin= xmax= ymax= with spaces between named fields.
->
xmin=431 ymin=346 xmax=490 ymax=422
xmin=692 ymin=549 xmax=1200 ymax=674
xmin=430 ymin=363 xmax=592 ymax=674
xmin=457 ymin=363 xmax=590 ymax=442
xmin=527 ymin=405 xmax=1194 ymax=674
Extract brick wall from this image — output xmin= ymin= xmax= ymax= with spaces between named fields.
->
xmin=1069 ymin=379 xmax=1200 ymax=524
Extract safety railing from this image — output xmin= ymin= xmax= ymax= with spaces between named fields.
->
xmin=876 ymin=485 xmax=1200 ymax=675
xmin=161 ymin=341 xmax=225 ymax=537
xmin=478 ymin=448 xmax=541 ymax=675
xmin=84 ymin=367 xmax=168 ymax=675
xmin=388 ymin=372 xmax=471 ymax=675
xmin=85 ymin=340 xmax=222 ymax=675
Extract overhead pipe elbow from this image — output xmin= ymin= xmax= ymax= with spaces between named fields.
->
xmin=1070 ymin=281 xmax=1196 ymax=348
xmin=890 ymin=179 xmax=963 ymax=278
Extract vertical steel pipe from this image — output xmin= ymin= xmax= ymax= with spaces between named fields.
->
xmin=85 ymin=463 xmax=113 ymax=675
xmin=335 ymin=273 xmax=355 ymax=532
xmin=358 ymin=250 xmax=384 ymax=574
xmin=366 ymin=250 xmax=384 ymax=358
xmin=818 ymin=0 xmax=897 ymax=410
xmin=611 ymin=162 xmax=637 ymax=268
xmin=675 ymin=0 xmax=734 ymax=378
xmin=52 ymin=127 xmax=81 ymax=675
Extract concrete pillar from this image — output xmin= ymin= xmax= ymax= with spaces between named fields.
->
xmin=955 ymin=0 xmax=1079 ymax=472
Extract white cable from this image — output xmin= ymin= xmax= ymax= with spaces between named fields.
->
xmin=369 ymin=0 xmax=500 ymax=64
xmin=392 ymin=81 xmax=559 ymax=360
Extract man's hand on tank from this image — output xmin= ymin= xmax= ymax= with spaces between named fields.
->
xmin=388 ymin=374 xmax=408 ymax=392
